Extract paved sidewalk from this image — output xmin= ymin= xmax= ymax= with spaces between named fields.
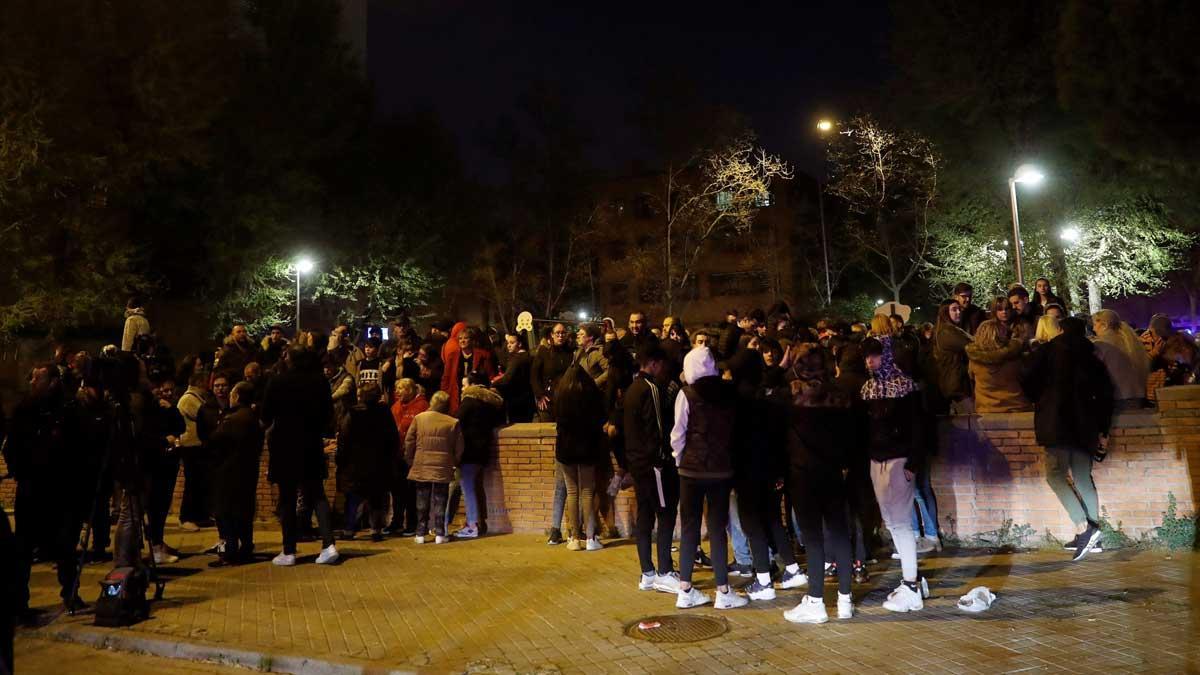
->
xmin=19 ymin=525 xmax=1200 ymax=674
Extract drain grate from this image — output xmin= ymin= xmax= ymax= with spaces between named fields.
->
xmin=625 ymin=614 xmax=728 ymax=643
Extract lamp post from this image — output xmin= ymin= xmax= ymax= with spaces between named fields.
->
xmin=815 ymin=119 xmax=835 ymax=304
xmin=1007 ymin=164 xmax=1044 ymax=286
xmin=295 ymin=257 xmax=314 ymax=332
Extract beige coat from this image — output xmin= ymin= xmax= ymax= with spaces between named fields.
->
xmin=404 ymin=410 xmax=464 ymax=483
xmin=966 ymin=339 xmax=1033 ymax=413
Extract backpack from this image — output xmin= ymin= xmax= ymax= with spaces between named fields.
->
xmin=94 ymin=566 xmax=150 ymax=627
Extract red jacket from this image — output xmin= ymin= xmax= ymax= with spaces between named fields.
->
xmin=391 ymin=393 xmax=429 ymax=453
xmin=441 ymin=347 xmax=497 ymax=414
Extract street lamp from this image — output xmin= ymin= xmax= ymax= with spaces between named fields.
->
xmin=816 ymin=119 xmax=834 ymax=133
xmin=294 ymin=257 xmax=314 ymax=332
xmin=1007 ymin=164 xmax=1044 ymax=286
xmin=1059 ymin=226 xmax=1081 ymax=244
xmin=814 ymin=118 xmax=837 ymax=304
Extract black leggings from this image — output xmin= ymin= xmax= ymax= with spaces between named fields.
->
xmin=790 ymin=466 xmax=852 ymax=597
xmin=735 ymin=478 xmax=796 ymax=574
xmin=679 ymin=476 xmax=731 ymax=587
xmin=634 ymin=466 xmax=680 ymax=575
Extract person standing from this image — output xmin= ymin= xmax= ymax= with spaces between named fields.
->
xmin=1032 ymin=277 xmax=1066 ymax=315
xmin=670 ymin=347 xmax=748 ymax=610
xmin=405 ymin=391 xmax=463 ymax=544
xmin=531 ymin=323 xmax=574 ymax=544
xmin=624 ymin=345 xmax=681 ymax=594
xmin=952 ymin=283 xmax=985 ymax=335
xmin=574 ymin=324 xmax=609 ymax=388
xmin=441 ymin=327 xmax=497 ymax=414
xmin=389 ymin=379 xmax=427 ymax=535
xmin=337 ymin=382 xmax=398 ymax=542
xmin=144 ymin=375 xmax=185 ymax=565
xmin=261 ymin=347 xmax=339 ymax=566
xmin=860 ymin=338 xmax=931 ymax=613
xmin=1021 ymin=317 xmax=1115 ymax=560
xmin=121 ymin=295 xmax=151 ymax=353
xmin=451 ymin=381 xmax=504 ymax=538
xmin=494 ymin=332 xmax=535 ymax=423
xmin=208 ymin=382 xmax=264 ymax=566
xmin=176 ymin=370 xmax=214 ymax=532
xmin=216 ymin=324 xmax=261 ymax=383
xmin=552 ymin=366 xmax=608 ymax=551
xmin=933 ymin=299 xmax=975 ymax=414
xmin=620 ymin=311 xmax=659 ymax=363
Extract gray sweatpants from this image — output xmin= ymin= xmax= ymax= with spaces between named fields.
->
xmin=1044 ymin=446 xmax=1099 ymax=527
xmin=870 ymin=458 xmax=918 ymax=582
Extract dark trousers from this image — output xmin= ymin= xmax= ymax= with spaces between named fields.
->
xmin=113 ymin=485 xmax=146 ymax=570
xmin=146 ymin=453 xmax=180 ymax=546
xmin=633 ymin=466 xmax=679 ymax=575
xmin=216 ymin=514 xmax=254 ymax=561
xmin=86 ymin=467 xmax=115 ymax=554
xmin=180 ymin=449 xmax=211 ymax=524
xmin=791 ymin=466 xmax=852 ymax=597
xmin=735 ymin=477 xmax=796 ymax=573
xmin=824 ymin=460 xmax=874 ymax=563
xmin=276 ymin=479 xmax=334 ymax=555
xmin=14 ymin=482 xmax=79 ymax=608
xmin=415 ymin=482 xmax=449 ymax=537
xmin=389 ymin=458 xmax=418 ymax=531
xmin=678 ymin=476 xmax=732 ymax=587
xmin=344 ymin=490 xmax=387 ymax=533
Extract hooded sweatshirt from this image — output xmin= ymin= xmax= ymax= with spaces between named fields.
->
xmin=670 ymin=347 xmax=737 ymax=480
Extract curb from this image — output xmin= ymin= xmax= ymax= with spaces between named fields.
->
xmin=35 ymin=624 xmax=417 ymax=675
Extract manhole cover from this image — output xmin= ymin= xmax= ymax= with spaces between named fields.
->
xmin=624 ymin=614 xmax=728 ymax=643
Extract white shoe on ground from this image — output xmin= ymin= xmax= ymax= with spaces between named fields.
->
xmin=638 ymin=573 xmax=655 ymax=591
xmin=315 ymin=545 xmax=339 ymax=565
xmin=882 ymin=582 xmax=924 ymax=612
xmin=434 ymin=535 xmax=448 ymax=544
xmin=676 ymin=587 xmax=711 ymax=609
xmin=914 ymin=537 xmax=936 ymax=554
xmin=780 ymin=569 xmax=808 ymax=589
xmin=271 ymin=552 xmax=296 ymax=567
xmin=454 ymin=525 xmax=479 ymax=539
xmin=714 ymin=588 xmax=748 ymax=610
xmin=586 ymin=537 xmax=603 ymax=551
xmin=745 ymin=580 xmax=776 ymax=601
xmin=414 ymin=535 xmax=426 ymax=544
xmin=152 ymin=545 xmax=178 ymax=565
xmin=837 ymin=592 xmax=854 ymax=619
xmin=653 ymin=571 xmax=681 ymax=594
xmin=784 ymin=595 xmax=828 ymax=624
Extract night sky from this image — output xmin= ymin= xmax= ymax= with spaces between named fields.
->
xmin=368 ymin=0 xmax=891 ymax=180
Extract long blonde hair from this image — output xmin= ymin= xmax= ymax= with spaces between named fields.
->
xmin=870 ymin=314 xmax=896 ymax=337
xmin=1092 ymin=309 xmax=1150 ymax=375
xmin=1034 ymin=315 xmax=1062 ymax=344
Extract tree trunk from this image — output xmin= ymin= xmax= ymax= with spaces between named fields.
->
xmin=1087 ymin=279 xmax=1102 ymax=314
xmin=1188 ymin=288 xmax=1198 ymax=332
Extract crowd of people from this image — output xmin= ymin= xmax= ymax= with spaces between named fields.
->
xmin=3 ymin=279 xmax=1199 ymax=638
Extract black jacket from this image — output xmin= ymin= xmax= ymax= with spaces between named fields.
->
xmin=553 ymin=385 xmax=608 ymax=465
xmin=864 ymin=392 xmax=926 ymax=473
xmin=1020 ymin=332 xmax=1115 ymax=449
xmin=337 ymin=402 xmax=398 ymax=494
xmin=457 ymin=386 xmax=505 ymax=465
xmin=677 ymin=376 xmax=738 ymax=480
xmin=787 ymin=405 xmax=858 ymax=471
xmin=495 ymin=351 xmax=535 ymax=422
xmin=619 ymin=331 xmax=659 ymax=362
xmin=623 ymin=372 xmax=671 ymax=475
xmin=531 ymin=344 xmax=573 ymax=403
xmin=209 ymin=405 xmax=264 ymax=519
xmin=261 ymin=352 xmax=334 ymax=484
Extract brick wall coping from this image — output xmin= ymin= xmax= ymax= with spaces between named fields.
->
xmin=496 ymin=423 xmax=557 ymax=440
xmin=1156 ymin=384 xmax=1200 ymax=401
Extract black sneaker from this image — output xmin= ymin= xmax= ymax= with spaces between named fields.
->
xmin=371 ymin=532 xmax=384 ymax=543
xmin=63 ymin=595 xmax=89 ymax=613
xmin=1073 ymin=522 xmax=1102 ymax=562
xmin=1062 ymin=532 xmax=1083 ymax=550
xmin=547 ymin=528 xmax=564 ymax=545
xmin=694 ymin=548 xmax=713 ymax=568
xmin=729 ymin=562 xmax=753 ymax=578
xmin=852 ymin=561 xmax=870 ymax=584
xmin=745 ymin=579 xmax=776 ymax=601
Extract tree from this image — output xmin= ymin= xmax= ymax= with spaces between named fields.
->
xmin=826 ymin=115 xmax=940 ymax=304
xmin=638 ymin=136 xmax=792 ymax=314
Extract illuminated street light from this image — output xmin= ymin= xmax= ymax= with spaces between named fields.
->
xmin=577 ymin=309 xmax=589 ymax=322
xmin=1007 ymin=164 xmax=1044 ymax=286
xmin=875 ymin=299 xmax=885 ymax=306
xmin=813 ymin=117 xmax=837 ymax=305
xmin=295 ymin=257 xmax=315 ymax=332
xmin=816 ymin=119 xmax=834 ymax=133
xmin=1060 ymin=226 xmax=1081 ymax=244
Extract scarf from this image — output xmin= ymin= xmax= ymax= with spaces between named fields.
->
xmin=860 ymin=336 xmax=918 ymax=401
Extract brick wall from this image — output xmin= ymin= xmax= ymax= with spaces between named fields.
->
xmin=934 ymin=385 xmax=1200 ymax=540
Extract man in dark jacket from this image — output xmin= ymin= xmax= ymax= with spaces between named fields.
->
xmin=6 ymin=364 xmax=87 ymax=617
xmin=531 ymin=323 xmax=573 ymax=423
xmin=494 ymin=333 xmax=534 ymax=423
xmin=261 ymin=347 xmax=339 ymax=566
xmin=669 ymin=347 xmax=747 ymax=611
xmin=209 ymin=382 xmax=265 ymax=565
xmin=619 ymin=311 xmax=659 ymax=363
xmin=1020 ymin=317 xmax=1115 ymax=561
xmin=336 ymin=382 xmax=398 ymax=542
xmin=217 ymin=324 xmax=261 ymax=383
xmin=953 ymin=282 xmax=985 ymax=335
xmin=623 ymin=345 xmax=680 ymax=594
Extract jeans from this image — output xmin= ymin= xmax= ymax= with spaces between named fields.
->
xmin=726 ymin=490 xmax=752 ymax=565
xmin=559 ymin=462 xmax=597 ymax=540
xmin=634 ymin=466 xmax=679 ymax=575
xmin=735 ymin=478 xmax=795 ymax=573
xmin=679 ymin=476 xmax=732 ymax=587
xmin=871 ymin=459 xmax=918 ymax=582
xmin=549 ymin=471 xmax=567 ymax=532
xmin=114 ymin=485 xmax=146 ymax=570
xmin=277 ymin=479 xmax=334 ymax=554
xmin=911 ymin=467 xmax=939 ymax=538
xmin=415 ymin=482 xmax=450 ymax=537
xmin=344 ymin=491 xmax=388 ymax=533
xmin=792 ymin=466 xmax=852 ymax=597
xmin=1045 ymin=446 xmax=1099 ymax=527
xmin=459 ymin=463 xmax=483 ymax=526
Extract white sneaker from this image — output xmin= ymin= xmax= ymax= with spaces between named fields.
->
xmin=882 ymin=582 xmax=924 ymax=612
xmin=315 ymin=545 xmax=339 ymax=565
xmin=638 ymin=573 xmax=656 ymax=591
xmin=272 ymin=552 xmax=296 ymax=567
xmin=780 ymin=569 xmax=808 ymax=589
xmin=585 ymin=537 xmax=603 ymax=551
xmin=565 ymin=537 xmax=582 ymax=551
xmin=152 ymin=545 xmax=178 ymax=565
xmin=455 ymin=525 xmax=479 ymax=539
xmin=745 ymin=580 xmax=776 ymax=601
xmin=714 ymin=588 xmax=748 ymax=610
xmin=414 ymin=535 xmax=426 ymax=544
xmin=434 ymin=535 xmax=448 ymax=544
xmin=837 ymin=592 xmax=854 ymax=619
xmin=915 ymin=537 xmax=936 ymax=554
xmin=653 ymin=571 xmax=681 ymax=594
xmin=784 ymin=595 xmax=828 ymax=624
xmin=676 ymin=587 xmax=711 ymax=609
